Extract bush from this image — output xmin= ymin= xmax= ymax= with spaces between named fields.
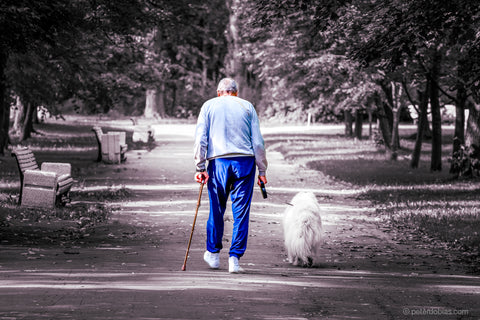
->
xmin=451 ymin=144 xmax=480 ymax=177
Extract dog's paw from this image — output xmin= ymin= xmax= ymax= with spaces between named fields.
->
xmin=306 ymin=257 xmax=313 ymax=267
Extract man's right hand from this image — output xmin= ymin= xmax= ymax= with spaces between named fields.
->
xmin=195 ymin=171 xmax=209 ymax=184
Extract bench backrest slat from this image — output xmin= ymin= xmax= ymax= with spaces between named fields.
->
xmin=17 ymin=159 xmax=39 ymax=171
xmin=12 ymin=147 xmax=39 ymax=173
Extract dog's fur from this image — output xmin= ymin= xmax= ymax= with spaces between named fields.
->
xmin=283 ymin=192 xmax=323 ymax=267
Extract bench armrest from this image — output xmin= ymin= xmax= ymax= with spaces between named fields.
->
xmin=41 ymin=162 xmax=72 ymax=175
xmin=57 ymin=174 xmax=74 ymax=195
xmin=23 ymin=169 xmax=57 ymax=188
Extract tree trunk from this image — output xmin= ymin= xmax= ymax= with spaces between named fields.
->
xmin=0 ymin=51 xmax=9 ymax=156
xmin=225 ymin=0 xmax=260 ymax=105
xmin=170 ymin=83 xmax=177 ymax=116
xmin=201 ymin=30 xmax=208 ymax=96
xmin=368 ymin=108 xmax=373 ymax=140
xmin=450 ymin=60 xmax=468 ymax=173
xmin=19 ymin=102 xmax=35 ymax=141
xmin=13 ymin=96 xmax=24 ymax=134
xmin=0 ymin=104 xmax=9 ymax=156
xmin=376 ymin=102 xmax=392 ymax=148
xmin=33 ymin=106 xmax=39 ymax=124
xmin=390 ymin=107 xmax=401 ymax=160
xmin=225 ymin=0 xmax=240 ymax=77
xmin=453 ymin=94 xmax=467 ymax=152
xmin=354 ymin=109 xmax=363 ymax=140
xmin=0 ymin=106 xmax=9 ymax=156
xmin=143 ymin=27 xmax=166 ymax=119
xmin=411 ymin=82 xmax=430 ymax=168
xmin=378 ymin=92 xmax=395 ymax=152
xmin=389 ymin=82 xmax=403 ymax=160
xmin=144 ymin=86 xmax=166 ymax=118
xmin=430 ymin=52 xmax=442 ymax=172
xmin=344 ymin=109 xmax=353 ymax=137
xmin=0 ymin=102 xmax=9 ymax=155
xmin=379 ymin=80 xmax=394 ymax=135
xmin=465 ymin=102 xmax=480 ymax=149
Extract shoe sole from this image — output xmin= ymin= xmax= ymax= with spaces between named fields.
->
xmin=229 ymin=267 xmax=244 ymax=273
xmin=204 ymin=260 xmax=219 ymax=269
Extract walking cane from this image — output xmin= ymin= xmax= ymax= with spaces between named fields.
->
xmin=181 ymin=182 xmax=205 ymax=271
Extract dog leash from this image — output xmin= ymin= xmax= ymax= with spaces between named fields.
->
xmin=256 ymin=184 xmax=294 ymax=206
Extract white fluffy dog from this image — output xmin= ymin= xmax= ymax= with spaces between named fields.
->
xmin=283 ymin=192 xmax=323 ymax=267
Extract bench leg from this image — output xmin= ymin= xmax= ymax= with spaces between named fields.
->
xmin=56 ymin=192 xmax=71 ymax=207
xmin=96 ymin=145 xmax=102 ymax=162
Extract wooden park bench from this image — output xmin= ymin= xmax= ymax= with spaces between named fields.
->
xmin=92 ymin=126 xmax=128 ymax=164
xmin=11 ymin=147 xmax=74 ymax=208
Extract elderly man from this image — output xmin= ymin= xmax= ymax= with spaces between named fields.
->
xmin=194 ymin=78 xmax=268 ymax=273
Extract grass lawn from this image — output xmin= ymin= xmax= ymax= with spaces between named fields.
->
xmin=0 ymin=118 xmax=152 ymax=235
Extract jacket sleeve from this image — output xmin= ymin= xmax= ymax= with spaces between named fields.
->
xmin=251 ymin=107 xmax=268 ymax=176
xmin=194 ymin=106 xmax=209 ymax=171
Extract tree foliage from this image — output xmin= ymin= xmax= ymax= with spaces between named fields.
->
xmin=2 ymin=0 xmax=480 ymax=176
xmin=143 ymin=0 xmax=229 ymax=118
xmin=0 ymin=0 xmax=167 ymax=149
xmin=0 ymin=0 xmax=229 ymax=149
xmin=234 ymin=0 xmax=480 ymax=169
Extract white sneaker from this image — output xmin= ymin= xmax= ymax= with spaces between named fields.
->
xmin=228 ymin=256 xmax=244 ymax=273
xmin=203 ymin=251 xmax=220 ymax=269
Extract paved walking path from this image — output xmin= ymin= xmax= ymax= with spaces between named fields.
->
xmin=0 ymin=124 xmax=479 ymax=319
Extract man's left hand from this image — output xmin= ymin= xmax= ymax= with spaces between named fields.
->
xmin=257 ymin=175 xmax=267 ymax=186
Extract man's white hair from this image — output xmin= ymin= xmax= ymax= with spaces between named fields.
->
xmin=217 ymin=78 xmax=238 ymax=93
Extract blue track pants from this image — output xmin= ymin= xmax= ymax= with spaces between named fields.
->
xmin=206 ymin=156 xmax=256 ymax=258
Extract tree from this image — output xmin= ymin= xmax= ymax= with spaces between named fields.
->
xmin=346 ymin=0 xmax=475 ymax=170
xmin=410 ymin=83 xmax=431 ymax=168
xmin=233 ymin=0 xmax=364 ymax=122
xmin=143 ymin=1 xmax=229 ymax=119
xmin=0 ymin=51 xmax=9 ymax=155
xmin=0 ymin=1 xmax=80 ymax=152
xmin=0 ymin=0 xmax=172 ymax=150
xmin=446 ymin=3 xmax=480 ymax=175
